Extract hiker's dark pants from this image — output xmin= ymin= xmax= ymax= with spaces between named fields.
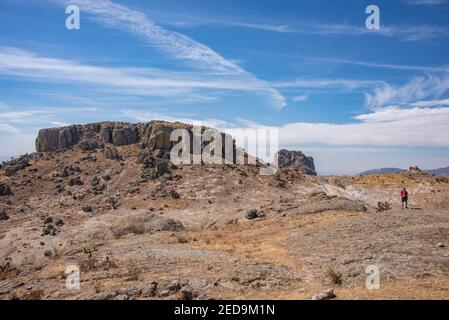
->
xmin=402 ymin=198 xmax=408 ymax=208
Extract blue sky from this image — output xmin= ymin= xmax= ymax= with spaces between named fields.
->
xmin=1 ymin=0 xmax=449 ymax=174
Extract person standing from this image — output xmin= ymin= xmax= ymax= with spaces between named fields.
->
xmin=401 ymin=188 xmax=409 ymax=209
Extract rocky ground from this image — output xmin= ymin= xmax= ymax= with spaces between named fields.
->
xmin=1 ymin=122 xmax=449 ymax=300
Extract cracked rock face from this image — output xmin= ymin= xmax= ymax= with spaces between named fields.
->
xmin=35 ymin=121 xmax=237 ymax=162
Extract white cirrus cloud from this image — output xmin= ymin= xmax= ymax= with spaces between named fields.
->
xmin=48 ymin=0 xmax=286 ymax=109
xmin=275 ymin=78 xmax=385 ymax=91
xmin=0 ymin=47 xmax=283 ymax=105
xmin=292 ymin=95 xmax=309 ymax=102
xmin=365 ymin=73 xmax=449 ymax=108
xmin=412 ymin=99 xmax=449 ymax=107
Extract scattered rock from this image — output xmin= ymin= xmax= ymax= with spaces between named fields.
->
xmin=180 ymin=285 xmax=195 ymax=300
xmin=128 ymin=186 xmax=140 ymax=195
xmin=0 ymin=211 xmax=9 ymax=221
xmin=44 ymin=217 xmax=53 ymax=224
xmin=105 ymin=146 xmax=120 ymax=160
xmin=113 ymin=294 xmax=129 ymax=300
xmin=90 ymin=176 xmax=100 ymax=187
xmin=159 ymin=289 xmax=171 ymax=297
xmin=82 ymin=206 xmax=93 ymax=213
xmin=165 ymin=280 xmax=181 ymax=294
xmin=44 ymin=250 xmax=53 ymax=257
xmin=78 ymin=140 xmax=99 ymax=151
xmin=142 ymin=281 xmax=158 ymax=297
xmin=436 ymin=243 xmax=445 ymax=248
xmin=169 ymin=189 xmax=180 ymax=199
xmin=245 ymin=209 xmax=259 ymax=220
xmin=68 ymin=176 xmax=83 ymax=186
xmin=0 ymin=183 xmax=12 ymax=196
xmin=156 ymin=162 xmax=169 ymax=176
xmin=159 ymin=218 xmax=184 ymax=231
xmin=42 ymin=225 xmax=56 ymax=236
xmin=4 ymin=158 xmax=29 ymax=176
xmin=311 ymin=289 xmax=336 ymax=300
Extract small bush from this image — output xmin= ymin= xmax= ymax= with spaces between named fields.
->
xmin=0 ymin=261 xmax=20 ymax=280
xmin=126 ymin=221 xmax=147 ymax=235
xmin=327 ymin=267 xmax=343 ymax=286
xmin=22 ymin=290 xmax=44 ymax=300
xmin=110 ymin=220 xmax=147 ymax=239
xmin=79 ymin=247 xmax=99 ymax=272
xmin=376 ymin=201 xmax=391 ymax=213
xmin=435 ymin=177 xmax=449 ymax=184
xmin=126 ymin=260 xmax=141 ymax=281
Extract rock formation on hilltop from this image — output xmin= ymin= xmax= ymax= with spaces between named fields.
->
xmin=276 ymin=149 xmax=317 ymax=176
xmin=36 ymin=121 xmax=236 ymax=161
xmin=35 ymin=122 xmax=319 ymax=176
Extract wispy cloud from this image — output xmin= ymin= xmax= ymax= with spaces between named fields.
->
xmin=412 ymin=98 xmax=449 ymax=106
xmin=292 ymin=95 xmax=309 ymax=102
xmin=308 ymin=57 xmax=449 ymax=73
xmin=0 ymin=123 xmax=21 ymax=134
xmin=121 ymin=109 xmax=237 ymax=130
xmin=275 ymin=78 xmax=385 ymax=91
xmin=147 ymin=10 xmax=449 ymax=41
xmin=365 ymin=73 xmax=449 ymax=108
xmin=48 ymin=0 xmax=286 ymax=109
xmin=402 ymin=0 xmax=449 ymax=6
xmin=0 ymin=102 xmax=93 ymax=135
xmin=291 ymin=22 xmax=449 ymax=41
xmin=0 ymin=47 xmax=284 ymax=105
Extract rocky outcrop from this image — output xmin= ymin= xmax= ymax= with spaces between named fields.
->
xmin=36 ymin=121 xmax=236 ymax=162
xmin=409 ymin=166 xmax=422 ymax=173
xmin=297 ymin=192 xmax=367 ymax=214
xmin=276 ymin=149 xmax=316 ymax=175
xmin=2 ymin=156 xmax=30 ymax=177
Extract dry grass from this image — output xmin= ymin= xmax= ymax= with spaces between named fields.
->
xmin=126 ymin=260 xmax=141 ymax=281
xmin=327 ymin=266 xmax=343 ymax=286
xmin=79 ymin=247 xmax=99 ymax=272
xmin=21 ymin=290 xmax=45 ymax=300
xmin=110 ymin=219 xmax=147 ymax=239
xmin=0 ymin=261 xmax=21 ymax=280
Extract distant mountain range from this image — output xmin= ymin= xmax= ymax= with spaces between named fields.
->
xmin=427 ymin=167 xmax=449 ymax=176
xmin=360 ymin=167 xmax=449 ymax=176
xmin=359 ymin=168 xmax=405 ymax=175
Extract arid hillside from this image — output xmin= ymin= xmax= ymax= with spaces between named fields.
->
xmin=1 ymin=122 xmax=449 ymax=300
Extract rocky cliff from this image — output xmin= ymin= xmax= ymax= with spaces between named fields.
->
xmin=36 ymin=121 xmax=236 ymax=161
xmin=276 ymin=149 xmax=317 ymax=175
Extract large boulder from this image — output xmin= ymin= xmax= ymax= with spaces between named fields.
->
xmin=0 ymin=211 xmax=9 ymax=221
xmin=105 ymin=146 xmax=120 ymax=160
xmin=276 ymin=149 xmax=317 ymax=175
